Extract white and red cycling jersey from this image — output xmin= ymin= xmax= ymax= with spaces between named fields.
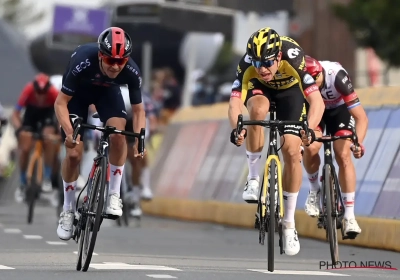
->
xmin=319 ymin=61 xmax=360 ymax=110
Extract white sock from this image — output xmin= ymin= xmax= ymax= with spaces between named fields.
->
xmin=109 ymin=164 xmax=124 ymax=196
xmin=343 ymin=192 xmax=355 ymax=220
xmin=246 ymin=150 xmax=262 ymax=180
xmin=283 ymin=191 xmax=299 ymax=227
xmin=141 ymin=167 xmax=150 ymax=189
xmin=63 ymin=180 xmax=77 ymax=212
xmin=307 ymin=171 xmax=320 ymax=192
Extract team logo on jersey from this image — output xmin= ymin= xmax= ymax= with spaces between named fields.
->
xmin=72 ymin=59 xmax=91 ymax=76
xmin=248 ymin=81 xmax=254 ymax=90
xmin=232 ymin=79 xmax=241 ymax=89
xmin=303 ymin=73 xmax=314 ymax=84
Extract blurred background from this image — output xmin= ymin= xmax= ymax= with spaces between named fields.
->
xmin=0 ymin=0 xmax=400 ymax=230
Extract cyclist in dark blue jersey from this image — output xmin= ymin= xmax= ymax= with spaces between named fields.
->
xmin=54 ymin=27 xmax=147 ymax=241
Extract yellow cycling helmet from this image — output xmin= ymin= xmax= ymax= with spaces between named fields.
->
xmin=246 ymin=27 xmax=281 ymax=61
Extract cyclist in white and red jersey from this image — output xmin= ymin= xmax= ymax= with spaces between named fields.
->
xmin=12 ymin=73 xmax=60 ymax=202
xmin=303 ymin=56 xmax=368 ymax=238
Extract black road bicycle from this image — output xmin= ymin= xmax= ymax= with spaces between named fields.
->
xmin=70 ymin=114 xmax=145 ymax=272
xmin=236 ymin=102 xmax=309 ymax=272
xmin=313 ymin=127 xmax=360 ymax=265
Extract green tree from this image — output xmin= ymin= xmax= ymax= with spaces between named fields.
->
xmin=0 ymin=0 xmax=44 ymax=30
xmin=332 ymin=0 xmax=400 ymax=84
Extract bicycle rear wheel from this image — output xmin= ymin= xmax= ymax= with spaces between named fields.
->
xmin=324 ymin=164 xmax=339 ymax=264
xmin=81 ymin=158 xmax=107 ymax=272
xmin=267 ymin=159 xmax=277 ymax=272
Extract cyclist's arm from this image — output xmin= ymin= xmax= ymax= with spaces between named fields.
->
xmin=334 ymin=70 xmax=368 ymax=143
xmin=128 ymin=78 xmax=145 ymax=134
xmin=55 ymin=92 xmax=73 ymax=136
xmin=12 ymin=83 xmax=32 ymax=129
xmin=229 ymin=54 xmax=252 ymax=129
xmin=286 ymin=50 xmax=325 ymax=130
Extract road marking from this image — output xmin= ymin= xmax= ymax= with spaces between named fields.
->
xmin=73 ymin=251 xmax=98 ymax=255
xmin=4 ymin=228 xmax=21 ymax=234
xmin=147 ymin=275 xmax=177 ymax=279
xmin=46 ymin=241 xmax=68 ymax=245
xmin=0 ymin=265 xmax=15 ymax=270
xmin=248 ymin=269 xmax=349 ymax=276
xmin=90 ymin=262 xmax=181 ymax=271
xmin=23 ymin=235 xmax=43 ymax=240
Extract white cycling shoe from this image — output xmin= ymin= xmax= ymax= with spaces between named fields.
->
xmin=242 ymin=177 xmax=259 ymax=203
xmin=57 ymin=210 xmax=74 ymax=240
xmin=106 ymin=193 xmax=123 ymax=216
xmin=282 ymin=223 xmax=301 ymax=256
xmin=304 ymin=190 xmax=321 ymax=217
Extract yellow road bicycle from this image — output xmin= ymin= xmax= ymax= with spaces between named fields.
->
xmin=236 ymin=102 xmax=309 ymax=272
xmin=25 ymin=132 xmax=61 ymax=224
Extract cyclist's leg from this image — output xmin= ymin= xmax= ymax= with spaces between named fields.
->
xmin=41 ymin=108 xmax=58 ymax=192
xmin=56 ymin=97 xmax=88 ymax=240
xmin=274 ymin=84 xmax=306 ymax=256
xmin=330 ymin=105 xmax=361 ymax=236
xmin=95 ymin=87 xmax=127 ymax=216
xmin=241 ymin=79 xmax=271 ymax=202
xmin=302 ymin=102 xmax=324 ymax=216
xmin=15 ymin=107 xmax=35 ymax=202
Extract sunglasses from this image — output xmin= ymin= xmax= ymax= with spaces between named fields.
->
xmin=251 ymin=58 xmax=276 ymax=68
xmin=100 ymin=53 xmax=128 ymax=66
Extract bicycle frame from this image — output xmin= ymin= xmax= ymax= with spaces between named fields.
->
xmin=26 ymin=139 xmax=43 ymax=186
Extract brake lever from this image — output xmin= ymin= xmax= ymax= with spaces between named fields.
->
xmin=236 ymin=114 xmax=243 ymax=143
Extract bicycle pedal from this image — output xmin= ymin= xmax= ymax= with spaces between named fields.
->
xmin=245 ymin=199 xmax=258 ymax=204
xmin=343 ymin=232 xmax=358 ymax=240
xmin=103 ymin=214 xmax=119 ymax=220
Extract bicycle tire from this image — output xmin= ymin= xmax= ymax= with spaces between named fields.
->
xmin=324 ymin=164 xmax=339 ymax=264
xmin=81 ymin=158 xmax=107 ymax=272
xmin=267 ymin=159 xmax=277 ymax=272
xmin=76 ymin=223 xmax=84 ymax=271
xmin=27 ymin=162 xmax=40 ymax=224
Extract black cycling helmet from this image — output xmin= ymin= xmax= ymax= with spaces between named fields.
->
xmin=246 ymin=27 xmax=281 ymax=61
xmin=98 ymin=27 xmax=133 ymax=58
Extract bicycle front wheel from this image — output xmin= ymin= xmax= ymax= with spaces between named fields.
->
xmin=267 ymin=159 xmax=277 ymax=272
xmin=324 ymin=164 xmax=339 ymax=264
xmin=81 ymin=158 xmax=107 ymax=272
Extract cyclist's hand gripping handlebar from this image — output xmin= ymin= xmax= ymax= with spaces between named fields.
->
xmin=230 ymin=114 xmax=247 ymax=146
xmin=350 ymin=126 xmax=364 ymax=158
xmin=300 ymin=114 xmax=315 ymax=147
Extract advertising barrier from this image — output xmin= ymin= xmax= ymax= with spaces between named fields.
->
xmin=143 ymin=87 xmax=400 ymax=252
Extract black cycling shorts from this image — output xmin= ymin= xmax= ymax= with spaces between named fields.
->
xmin=319 ymin=104 xmax=354 ymax=135
xmin=22 ymin=106 xmax=57 ymax=133
xmin=244 ymin=79 xmax=306 ymax=137
xmin=61 ymin=87 xmax=126 ymax=141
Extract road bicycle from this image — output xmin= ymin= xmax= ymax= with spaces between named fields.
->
xmin=25 ymin=126 xmax=61 ymax=224
xmin=70 ymin=114 xmax=145 ymax=272
xmin=236 ymin=102 xmax=309 ymax=272
xmin=313 ymin=127 xmax=360 ymax=265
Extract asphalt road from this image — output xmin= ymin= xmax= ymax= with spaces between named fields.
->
xmin=0 ymin=181 xmax=399 ymax=280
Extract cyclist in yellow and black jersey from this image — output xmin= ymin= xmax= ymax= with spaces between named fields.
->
xmin=228 ymin=27 xmax=325 ymax=256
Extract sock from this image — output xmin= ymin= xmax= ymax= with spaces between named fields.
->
xmin=343 ymin=192 xmax=355 ymax=220
xmin=307 ymin=171 xmax=320 ymax=192
xmin=141 ymin=167 xmax=150 ymax=189
xmin=20 ymin=171 xmax=27 ymax=186
xmin=283 ymin=191 xmax=299 ymax=227
xmin=63 ymin=180 xmax=77 ymax=212
xmin=44 ymin=165 xmax=52 ymax=180
xmin=246 ymin=150 xmax=262 ymax=180
xmin=109 ymin=164 xmax=124 ymax=196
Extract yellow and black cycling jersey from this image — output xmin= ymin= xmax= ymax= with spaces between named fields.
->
xmin=231 ymin=36 xmax=319 ymax=103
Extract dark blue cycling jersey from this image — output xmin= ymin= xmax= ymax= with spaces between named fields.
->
xmin=61 ymin=43 xmax=142 ymax=105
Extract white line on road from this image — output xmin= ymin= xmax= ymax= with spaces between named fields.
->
xmin=23 ymin=235 xmax=43 ymax=240
xmin=147 ymin=275 xmax=177 ymax=279
xmin=248 ymin=269 xmax=349 ymax=276
xmin=73 ymin=251 xmax=98 ymax=255
xmin=4 ymin=228 xmax=21 ymax=234
xmin=0 ymin=265 xmax=15 ymax=269
xmin=46 ymin=241 xmax=68 ymax=245
xmin=90 ymin=263 xmax=181 ymax=271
